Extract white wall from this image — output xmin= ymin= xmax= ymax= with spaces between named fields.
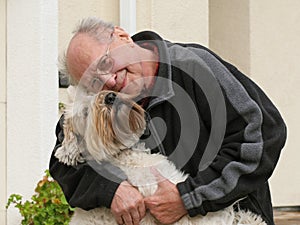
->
xmin=249 ymin=0 xmax=300 ymax=206
xmin=6 ymin=1 xmax=58 ymax=224
xmin=136 ymin=0 xmax=209 ymax=45
xmin=58 ymin=0 xmax=119 ymax=56
xmin=209 ymin=0 xmax=250 ymax=75
xmin=0 ymin=0 xmax=7 ymax=223
xmin=120 ymin=0 xmax=136 ymax=35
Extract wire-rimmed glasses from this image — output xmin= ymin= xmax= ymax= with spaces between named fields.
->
xmin=90 ymin=34 xmax=115 ymax=90
xmin=95 ymin=42 xmax=114 ymax=75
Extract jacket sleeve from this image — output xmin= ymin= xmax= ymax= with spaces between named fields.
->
xmin=176 ymin=49 xmax=287 ymax=217
xmin=49 ymin=115 xmax=126 ymax=210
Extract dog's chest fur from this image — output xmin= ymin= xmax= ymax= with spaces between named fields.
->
xmin=111 ymin=149 xmax=187 ymax=197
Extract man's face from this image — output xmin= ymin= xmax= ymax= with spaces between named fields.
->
xmin=67 ymin=31 xmax=146 ymax=98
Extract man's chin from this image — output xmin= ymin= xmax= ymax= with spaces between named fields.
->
xmin=119 ymin=77 xmax=146 ymax=99
xmin=119 ymin=87 xmax=143 ymax=99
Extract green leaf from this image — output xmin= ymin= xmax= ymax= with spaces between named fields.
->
xmin=6 ymin=170 xmax=73 ymax=224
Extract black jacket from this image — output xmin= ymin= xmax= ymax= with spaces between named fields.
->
xmin=50 ymin=31 xmax=287 ymax=225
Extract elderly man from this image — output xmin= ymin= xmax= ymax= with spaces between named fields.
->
xmin=50 ymin=17 xmax=286 ymax=225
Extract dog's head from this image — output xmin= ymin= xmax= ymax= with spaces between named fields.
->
xmin=56 ymin=87 xmax=146 ymax=165
xmin=84 ymin=90 xmax=146 ymax=161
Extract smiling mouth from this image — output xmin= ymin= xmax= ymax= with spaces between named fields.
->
xmin=116 ymin=69 xmax=127 ymax=91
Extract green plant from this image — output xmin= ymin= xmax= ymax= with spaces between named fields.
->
xmin=59 ymin=102 xmax=66 ymax=112
xmin=6 ymin=170 xmax=73 ymax=225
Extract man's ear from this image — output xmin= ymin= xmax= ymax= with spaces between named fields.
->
xmin=114 ymin=26 xmax=133 ymax=43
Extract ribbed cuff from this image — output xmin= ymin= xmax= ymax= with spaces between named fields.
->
xmin=176 ymin=181 xmax=206 ymax=217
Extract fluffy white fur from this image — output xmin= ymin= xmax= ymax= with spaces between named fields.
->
xmin=55 ymin=86 xmax=266 ymax=225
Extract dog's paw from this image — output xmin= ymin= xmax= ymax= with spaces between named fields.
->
xmin=55 ymin=145 xmax=85 ymax=166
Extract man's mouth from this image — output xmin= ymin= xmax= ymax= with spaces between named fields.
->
xmin=116 ymin=69 xmax=127 ymax=91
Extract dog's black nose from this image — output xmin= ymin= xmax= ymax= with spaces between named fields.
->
xmin=105 ymin=92 xmax=116 ymax=105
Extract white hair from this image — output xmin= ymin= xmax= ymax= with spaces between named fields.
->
xmin=58 ymin=17 xmax=115 ymax=85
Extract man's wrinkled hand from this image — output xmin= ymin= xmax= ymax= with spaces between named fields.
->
xmin=144 ymin=168 xmax=188 ymax=224
xmin=111 ymin=180 xmax=146 ymax=225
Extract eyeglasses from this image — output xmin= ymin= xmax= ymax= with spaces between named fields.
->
xmin=90 ymin=34 xmax=115 ymax=90
xmin=95 ymin=31 xmax=115 ymax=76
xmin=95 ymin=42 xmax=114 ymax=75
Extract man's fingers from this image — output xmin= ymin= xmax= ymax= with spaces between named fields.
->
xmin=111 ymin=181 xmax=147 ymax=224
xmin=115 ymin=215 xmax=123 ymax=225
xmin=114 ymin=210 xmax=140 ymax=225
xmin=122 ymin=213 xmax=133 ymax=225
xmin=130 ymin=209 xmax=140 ymax=225
xmin=144 ymin=196 xmax=158 ymax=209
xmin=138 ymin=201 xmax=146 ymax=218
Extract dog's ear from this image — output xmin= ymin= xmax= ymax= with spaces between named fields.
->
xmin=84 ymin=114 xmax=112 ymax=162
xmin=54 ymin=118 xmax=85 ymax=166
xmin=66 ymin=85 xmax=77 ymax=102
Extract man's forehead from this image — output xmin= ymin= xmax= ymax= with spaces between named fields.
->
xmin=68 ymin=33 xmax=103 ymax=54
xmin=66 ymin=34 xmax=105 ymax=80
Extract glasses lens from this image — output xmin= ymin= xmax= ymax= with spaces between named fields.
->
xmin=96 ymin=55 xmax=114 ymax=75
xmin=90 ymin=77 xmax=103 ymax=91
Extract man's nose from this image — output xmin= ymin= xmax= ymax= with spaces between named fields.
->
xmin=100 ymin=73 xmax=117 ymax=89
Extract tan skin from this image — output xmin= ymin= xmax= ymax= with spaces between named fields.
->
xmin=66 ymin=27 xmax=188 ymax=225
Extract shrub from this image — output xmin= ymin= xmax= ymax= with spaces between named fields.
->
xmin=6 ymin=170 xmax=73 ymax=225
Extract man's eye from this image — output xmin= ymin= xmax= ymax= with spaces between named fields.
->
xmin=96 ymin=56 xmax=114 ymax=74
xmin=91 ymin=77 xmax=102 ymax=90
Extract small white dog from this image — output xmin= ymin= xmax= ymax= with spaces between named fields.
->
xmin=55 ymin=86 xmax=266 ymax=225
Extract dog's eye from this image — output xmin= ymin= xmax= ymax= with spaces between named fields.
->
xmin=82 ymin=107 xmax=88 ymax=117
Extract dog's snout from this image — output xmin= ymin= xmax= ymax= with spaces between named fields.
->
xmin=105 ymin=92 xmax=117 ymax=105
